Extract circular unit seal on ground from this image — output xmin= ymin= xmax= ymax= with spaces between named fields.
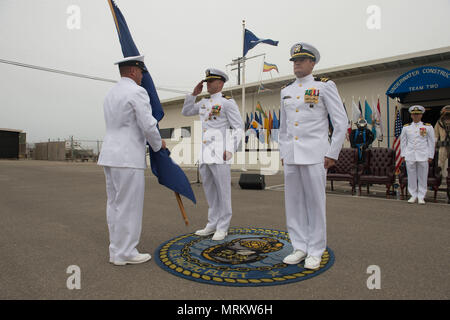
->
xmin=154 ymin=227 xmax=335 ymax=287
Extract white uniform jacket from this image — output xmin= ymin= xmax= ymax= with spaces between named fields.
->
xmin=98 ymin=77 xmax=162 ymax=169
xmin=182 ymin=92 xmax=244 ymax=164
xmin=279 ymin=74 xmax=348 ymax=165
xmin=400 ymin=121 xmax=435 ymax=162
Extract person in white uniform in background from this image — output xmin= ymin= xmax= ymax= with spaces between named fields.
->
xmin=182 ymin=68 xmax=244 ymax=241
xmin=98 ymin=55 xmax=166 ymax=265
xmin=434 ymin=106 xmax=450 ymax=179
xmin=279 ymin=43 xmax=348 ymax=270
xmin=400 ymin=105 xmax=435 ymax=205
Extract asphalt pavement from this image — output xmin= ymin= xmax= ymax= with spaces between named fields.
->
xmin=0 ymin=160 xmax=448 ymax=300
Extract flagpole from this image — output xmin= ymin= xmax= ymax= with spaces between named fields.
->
xmin=351 ymin=96 xmax=354 ymax=129
xmin=373 ymin=95 xmax=379 ymax=147
xmin=175 ymin=192 xmax=189 ymax=226
xmin=241 ymin=20 xmax=247 ymax=171
xmin=242 ymin=20 xmax=246 ymax=124
xmin=387 ymin=96 xmax=390 ymax=147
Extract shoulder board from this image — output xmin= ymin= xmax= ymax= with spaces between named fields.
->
xmin=314 ymin=77 xmax=330 ymax=82
xmin=281 ymin=79 xmax=296 ymax=89
xmin=423 ymin=123 xmax=431 ymax=126
xmin=222 ymin=94 xmax=232 ymax=100
xmin=403 ymin=123 xmax=411 ymax=127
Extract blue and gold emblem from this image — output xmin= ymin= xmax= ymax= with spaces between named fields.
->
xmin=155 ymin=227 xmax=335 ymax=287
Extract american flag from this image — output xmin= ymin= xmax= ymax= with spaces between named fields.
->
xmin=392 ymin=107 xmax=403 ymax=174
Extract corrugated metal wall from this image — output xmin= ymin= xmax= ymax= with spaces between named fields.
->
xmin=34 ymin=142 xmax=65 ymax=161
xmin=0 ymin=130 xmax=19 ymax=159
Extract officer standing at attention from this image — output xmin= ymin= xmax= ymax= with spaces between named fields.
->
xmin=434 ymin=105 xmax=450 ymax=179
xmin=98 ymin=55 xmax=166 ymax=265
xmin=400 ymin=105 xmax=435 ymax=204
xmin=279 ymin=43 xmax=348 ymax=269
xmin=182 ymin=68 xmax=244 ymax=241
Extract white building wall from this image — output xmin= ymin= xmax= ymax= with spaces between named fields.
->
xmin=160 ymin=60 xmax=450 ymax=171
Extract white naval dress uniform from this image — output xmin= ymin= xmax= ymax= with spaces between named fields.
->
xmin=182 ymin=92 xmax=244 ymax=232
xmin=98 ymin=77 xmax=162 ymax=263
xmin=279 ymin=74 xmax=348 ymax=258
xmin=400 ymin=121 xmax=435 ymax=200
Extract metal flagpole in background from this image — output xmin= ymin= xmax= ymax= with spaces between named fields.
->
xmin=240 ymin=20 xmax=247 ymax=170
xmin=241 ymin=20 xmax=246 ymax=122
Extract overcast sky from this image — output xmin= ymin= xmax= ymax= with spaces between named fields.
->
xmin=1 ymin=0 xmax=449 ymax=143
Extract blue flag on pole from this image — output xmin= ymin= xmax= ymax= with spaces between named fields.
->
xmin=255 ymin=112 xmax=261 ymax=125
xmin=365 ymin=99 xmax=377 ymax=139
xmin=271 ymin=110 xmax=279 ymax=143
xmin=243 ymin=29 xmax=279 ymax=56
xmin=364 ymin=99 xmax=373 ymax=125
xmin=108 ymin=0 xmax=196 ymax=204
xmin=272 ymin=110 xmax=279 ymax=129
xmin=245 ymin=113 xmax=250 ymax=131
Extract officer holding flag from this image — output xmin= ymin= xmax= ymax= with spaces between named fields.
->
xmin=98 ymin=55 xmax=166 ymax=266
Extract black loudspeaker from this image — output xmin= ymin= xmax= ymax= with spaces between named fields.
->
xmin=238 ymin=173 xmax=266 ymax=190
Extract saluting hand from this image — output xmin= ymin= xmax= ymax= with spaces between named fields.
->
xmin=192 ymin=81 xmax=204 ymax=96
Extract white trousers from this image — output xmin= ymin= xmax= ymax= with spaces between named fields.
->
xmin=103 ymin=166 xmax=145 ymax=262
xmin=199 ymin=164 xmax=232 ymax=232
xmin=284 ymin=163 xmax=327 ymax=258
xmin=406 ymin=161 xmax=429 ymax=200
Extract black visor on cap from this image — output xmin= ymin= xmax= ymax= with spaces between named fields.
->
xmin=204 ymin=74 xmax=226 ymax=82
xmin=290 ymin=49 xmax=316 ymax=61
xmin=118 ymin=60 xmax=147 ymax=72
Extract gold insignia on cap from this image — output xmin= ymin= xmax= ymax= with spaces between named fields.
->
xmin=290 ymin=44 xmax=315 ymax=60
xmin=293 ymin=44 xmax=302 ymax=54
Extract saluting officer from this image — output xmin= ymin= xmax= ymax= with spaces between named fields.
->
xmin=400 ymin=105 xmax=435 ymax=204
xmin=182 ymin=68 xmax=244 ymax=241
xmin=279 ymin=43 xmax=348 ymax=269
xmin=98 ymin=55 xmax=166 ymax=266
